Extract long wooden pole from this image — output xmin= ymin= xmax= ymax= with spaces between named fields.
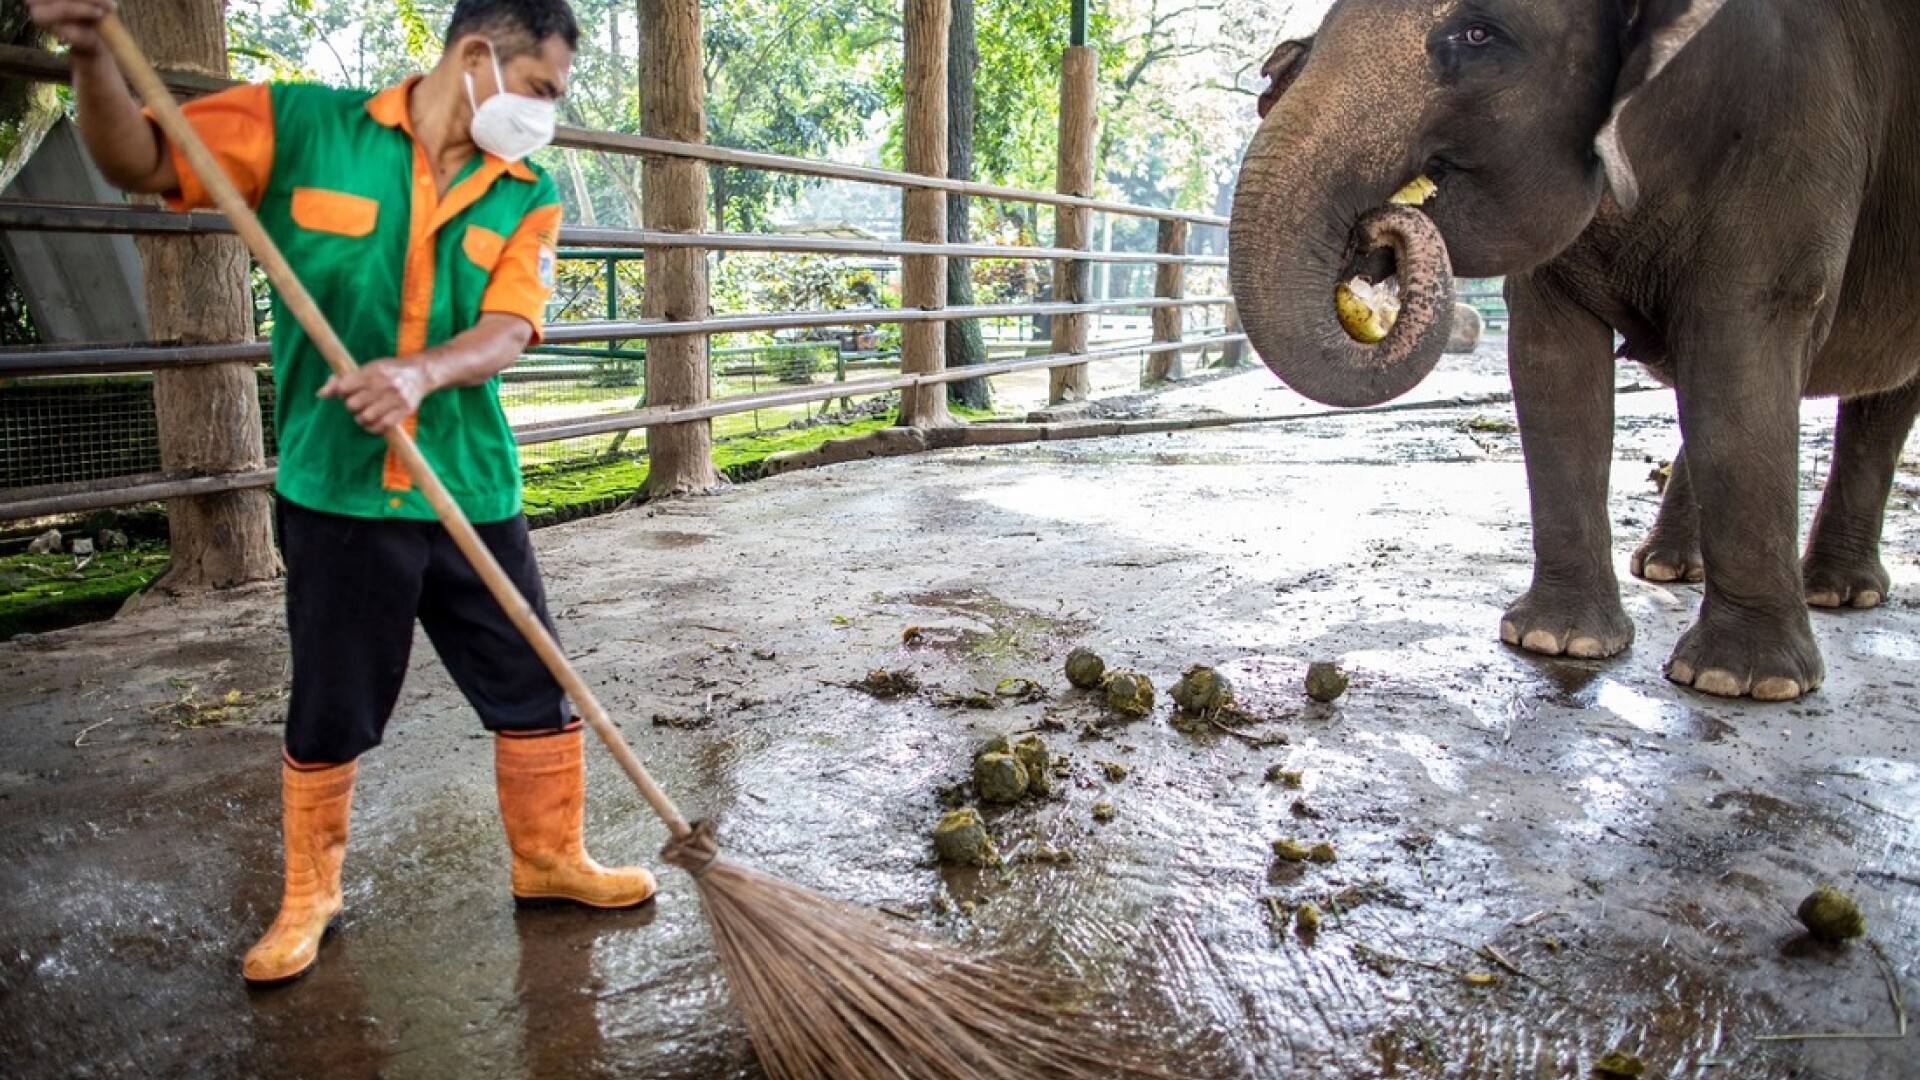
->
xmin=638 ymin=0 xmax=721 ymax=496
xmin=1144 ymin=217 xmax=1187 ymax=384
xmin=96 ymin=14 xmax=696 ymax=842
xmin=1049 ymin=44 xmax=1097 ymax=403
xmin=897 ymin=0 xmax=951 ymax=428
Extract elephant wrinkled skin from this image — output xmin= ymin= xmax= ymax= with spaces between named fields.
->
xmin=1229 ymin=0 xmax=1920 ymax=701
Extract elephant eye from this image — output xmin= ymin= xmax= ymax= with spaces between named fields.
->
xmin=1462 ymin=23 xmax=1493 ymax=46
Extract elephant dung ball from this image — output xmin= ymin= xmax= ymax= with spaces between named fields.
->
xmin=973 ymin=752 xmax=1030 ymax=804
xmin=1170 ymin=666 xmax=1234 ymax=714
xmin=1092 ymin=801 xmax=1116 ymax=823
xmin=1591 ymin=1049 xmax=1646 ymax=1079
xmin=1102 ymin=671 xmax=1156 ymax=717
xmin=1295 ymin=901 xmax=1322 ymax=936
xmin=1013 ymin=735 xmax=1053 ymax=797
xmin=1797 ymin=884 xmax=1866 ymax=943
xmin=1304 ymin=662 xmax=1350 ymax=703
xmin=1271 ymin=838 xmax=1313 ymax=863
xmin=932 ymin=808 xmax=999 ymax=867
xmin=1064 ymin=647 xmax=1107 ymax=690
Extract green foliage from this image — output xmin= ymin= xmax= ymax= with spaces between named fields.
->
xmin=701 ymin=0 xmax=892 ymax=231
xmin=1 ymin=252 xmax=38 ymax=346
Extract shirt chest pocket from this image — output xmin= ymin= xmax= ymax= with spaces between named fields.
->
xmin=462 ymin=225 xmax=506 ymax=272
xmin=290 ymin=187 xmax=379 ymax=237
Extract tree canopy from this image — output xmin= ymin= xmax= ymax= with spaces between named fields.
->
xmin=213 ymin=0 xmax=1274 ymax=235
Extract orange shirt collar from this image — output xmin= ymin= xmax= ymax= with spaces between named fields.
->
xmin=365 ymin=75 xmax=537 ymax=182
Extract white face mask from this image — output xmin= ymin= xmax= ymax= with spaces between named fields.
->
xmin=464 ymin=42 xmax=556 ymax=163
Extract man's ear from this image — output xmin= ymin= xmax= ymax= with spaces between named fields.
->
xmin=1256 ymin=38 xmax=1313 ymax=119
xmin=1594 ymin=0 xmax=1734 ymax=211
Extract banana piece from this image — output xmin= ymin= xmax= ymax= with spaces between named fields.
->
xmin=1389 ymin=175 xmax=1438 ymax=206
xmin=1335 ymin=277 xmax=1398 ymax=344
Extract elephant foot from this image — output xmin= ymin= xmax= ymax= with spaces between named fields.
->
xmin=1500 ymin=588 xmax=1633 ymax=659
xmin=1802 ymin=554 xmax=1890 ymax=610
xmin=1664 ymin=605 xmax=1825 ymax=701
xmin=1631 ymin=537 xmax=1704 ymax=584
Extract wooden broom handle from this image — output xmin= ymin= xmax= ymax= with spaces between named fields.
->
xmin=97 ymin=14 xmax=695 ymax=842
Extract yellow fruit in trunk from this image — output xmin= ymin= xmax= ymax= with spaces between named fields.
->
xmin=1335 ymin=280 xmax=1395 ymax=344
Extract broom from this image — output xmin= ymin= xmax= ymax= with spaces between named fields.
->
xmin=96 ymin=16 xmax=1161 ymax=1079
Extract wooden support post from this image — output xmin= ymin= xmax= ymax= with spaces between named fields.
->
xmin=1049 ymin=44 xmax=1097 ymax=404
xmin=1144 ymin=218 xmax=1188 ymax=384
xmin=639 ymin=0 xmax=722 ymax=496
xmin=898 ymin=0 xmax=952 ymax=429
xmin=1219 ymin=300 xmax=1250 ymax=368
xmin=122 ymin=0 xmax=277 ymax=591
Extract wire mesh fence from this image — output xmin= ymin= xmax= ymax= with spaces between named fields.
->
xmin=0 ymin=370 xmax=279 ymax=491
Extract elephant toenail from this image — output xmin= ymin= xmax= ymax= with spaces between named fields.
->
xmin=1520 ymin=629 xmax=1563 ymax=655
xmin=1685 ymin=567 xmax=1705 ymax=583
xmin=1666 ymin=659 xmax=1695 ymax=684
xmin=1694 ymin=670 xmax=1744 ymax=697
xmin=1853 ymin=590 xmax=1882 ymax=609
xmin=1567 ymin=637 xmax=1610 ymax=659
xmin=1644 ymin=563 xmax=1680 ymax=583
xmin=1807 ymin=590 xmax=1841 ymax=608
xmin=1499 ymin=620 xmax=1520 ymax=646
xmin=1752 ymin=677 xmax=1803 ymax=702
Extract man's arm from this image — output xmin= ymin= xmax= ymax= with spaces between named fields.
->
xmin=318 ymin=314 xmax=535 ymax=435
xmin=26 ymin=0 xmax=179 ymax=194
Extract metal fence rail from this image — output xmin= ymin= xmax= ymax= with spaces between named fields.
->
xmin=0 ymin=44 xmax=1245 ymax=521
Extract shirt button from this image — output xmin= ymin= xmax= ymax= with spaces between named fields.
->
xmin=389 ymin=497 xmax=402 ymax=508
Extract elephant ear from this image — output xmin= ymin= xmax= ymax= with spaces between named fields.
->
xmin=1595 ymin=0 xmax=1735 ymax=211
xmin=1256 ymin=38 xmax=1313 ymax=119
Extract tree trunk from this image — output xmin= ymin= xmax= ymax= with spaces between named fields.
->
xmin=897 ymin=0 xmax=952 ymax=428
xmin=1144 ymin=218 xmax=1187 ymax=384
xmin=1049 ymin=46 xmax=1097 ymax=404
xmin=638 ymin=0 xmax=722 ymax=496
xmin=564 ymin=150 xmax=597 ymax=225
xmin=1216 ymin=302 xmax=1249 ymax=368
xmin=943 ymin=0 xmax=989 ymax=410
xmin=123 ymin=0 xmax=279 ymax=592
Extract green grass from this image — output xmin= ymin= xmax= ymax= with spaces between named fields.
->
xmin=0 ymin=543 xmax=171 ymax=639
xmin=520 ymin=412 xmax=900 ymax=526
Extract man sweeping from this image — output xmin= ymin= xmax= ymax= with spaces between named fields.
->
xmin=29 ymin=0 xmax=656 ymax=986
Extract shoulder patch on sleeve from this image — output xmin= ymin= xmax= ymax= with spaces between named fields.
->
xmin=538 ymin=246 xmax=556 ymax=288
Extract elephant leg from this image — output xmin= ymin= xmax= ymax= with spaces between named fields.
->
xmin=1631 ymin=448 xmax=1705 ymax=584
xmin=1803 ymin=376 xmax=1920 ymax=609
xmin=1499 ymin=271 xmax=1633 ymax=659
xmin=1665 ymin=325 xmax=1825 ymax=701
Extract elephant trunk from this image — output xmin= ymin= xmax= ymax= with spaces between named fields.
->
xmin=1229 ymin=113 xmax=1456 ymax=408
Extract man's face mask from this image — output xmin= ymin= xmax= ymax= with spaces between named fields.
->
xmin=465 ymin=41 xmax=556 ymax=163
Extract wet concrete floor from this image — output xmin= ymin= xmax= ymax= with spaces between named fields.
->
xmin=3 ymin=350 xmax=1917 ymax=1079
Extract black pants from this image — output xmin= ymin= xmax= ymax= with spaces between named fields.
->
xmin=279 ymin=497 xmax=569 ymax=765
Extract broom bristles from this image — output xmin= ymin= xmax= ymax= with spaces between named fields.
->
xmin=682 ymin=854 xmax=1166 ymax=1080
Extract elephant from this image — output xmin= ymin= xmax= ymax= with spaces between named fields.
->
xmin=1229 ymin=0 xmax=1920 ymax=701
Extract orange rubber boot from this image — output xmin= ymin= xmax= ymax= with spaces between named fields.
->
xmin=496 ymin=730 xmax=656 ymax=908
xmin=242 ymin=761 xmax=355 ymax=986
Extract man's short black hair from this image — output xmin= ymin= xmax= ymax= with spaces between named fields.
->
xmin=444 ymin=0 xmax=580 ymax=58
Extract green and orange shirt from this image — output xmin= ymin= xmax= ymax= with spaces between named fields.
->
xmin=163 ymin=79 xmax=561 ymax=523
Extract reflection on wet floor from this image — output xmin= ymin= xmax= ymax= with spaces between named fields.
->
xmin=3 ymin=377 xmax=1916 ymax=1079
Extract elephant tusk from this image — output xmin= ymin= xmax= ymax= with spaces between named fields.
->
xmin=1389 ymin=175 xmax=1438 ymax=206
